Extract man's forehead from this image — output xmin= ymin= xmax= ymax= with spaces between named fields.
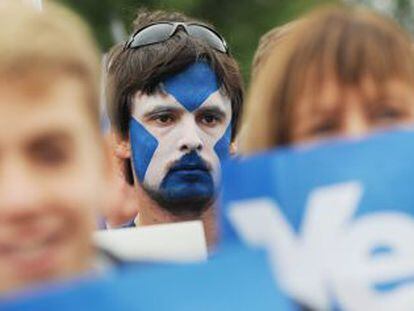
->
xmin=161 ymin=61 xmax=220 ymax=112
xmin=0 ymin=79 xmax=95 ymax=144
xmin=132 ymin=90 xmax=231 ymax=115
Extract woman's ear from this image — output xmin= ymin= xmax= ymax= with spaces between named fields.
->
xmin=113 ymin=131 xmax=131 ymax=159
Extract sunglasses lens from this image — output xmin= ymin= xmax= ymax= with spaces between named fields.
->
xmin=129 ymin=23 xmax=174 ymax=48
xmin=126 ymin=22 xmax=228 ymax=54
xmin=187 ymin=25 xmax=228 ymax=53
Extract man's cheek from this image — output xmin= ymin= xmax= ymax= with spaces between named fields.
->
xmin=197 ymin=125 xmax=231 ymax=185
xmin=143 ymin=149 xmax=173 ymax=189
xmin=129 ymin=118 xmax=159 ymax=182
xmin=214 ymin=124 xmax=232 ymax=162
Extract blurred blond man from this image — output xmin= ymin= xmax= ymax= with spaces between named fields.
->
xmin=0 ymin=1 xmax=112 ymax=294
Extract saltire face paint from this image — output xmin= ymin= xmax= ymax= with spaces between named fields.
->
xmin=129 ymin=61 xmax=232 ymax=215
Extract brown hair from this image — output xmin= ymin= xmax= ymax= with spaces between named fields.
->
xmin=106 ymin=9 xmax=244 ymax=183
xmin=0 ymin=1 xmax=101 ymax=126
xmin=106 ymin=9 xmax=244 ymax=140
xmin=241 ymin=5 xmax=414 ymax=154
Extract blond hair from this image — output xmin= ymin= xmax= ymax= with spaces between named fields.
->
xmin=241 ymin=5 xmax=414 ymax=154
xmin=251 ymin=21 xmax=297 ymax=80
xmin=0 ymin=0 xmax=101 ymax=124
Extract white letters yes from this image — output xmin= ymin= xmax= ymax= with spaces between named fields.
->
xmin=228 ymin=183 xmax=414 ymax=311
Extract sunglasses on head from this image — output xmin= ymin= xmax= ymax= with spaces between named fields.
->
xmin=124 ymin=21 xmax=229 ymax=54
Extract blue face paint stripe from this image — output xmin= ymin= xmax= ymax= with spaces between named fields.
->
xmin=129 ymin=118 xmax=159 ymax=182
xmin=160 ymin=150 xmax=215 ymax=201
xmin=163 ymin=62 xmax=220 ymax=112
xmin=214 ymin=124 xmax=232 ymax=161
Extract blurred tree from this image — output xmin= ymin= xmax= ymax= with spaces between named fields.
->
xmin=55 ymin=0 xmax=334 ymax=80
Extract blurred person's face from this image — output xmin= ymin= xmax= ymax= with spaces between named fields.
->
xmin=0 ymin=74 xmax=108 ymax=294
xmin=128 ymin=61 xmax=232 ymax=217
xmin=290 ymin=77 xmax=414 ymax=144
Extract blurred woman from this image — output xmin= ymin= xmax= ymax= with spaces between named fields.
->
xmin=241 ymin=5 xmax=414 ymax=153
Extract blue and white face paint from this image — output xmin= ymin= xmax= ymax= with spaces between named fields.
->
xmin=129 ymin=61 xmax=232 ymax=216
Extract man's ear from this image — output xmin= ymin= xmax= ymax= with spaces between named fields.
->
xmin=113 ymin=131 xmax=131 ymax=159
xmin=229 ymin=141 xmax=238 ymax=155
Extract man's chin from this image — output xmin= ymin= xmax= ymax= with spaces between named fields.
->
xmin=142 ymin=184 xmax=214 ymax=218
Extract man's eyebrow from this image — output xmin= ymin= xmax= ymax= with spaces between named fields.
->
xmin=196 ymin=106 xmax=227 ymax=117
xmin=27 ymin=130 xmax=73 ymax=149
xmin=143 ymin=106 xmax=183 ymax=117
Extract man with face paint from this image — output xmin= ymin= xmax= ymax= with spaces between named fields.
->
xmin=106 ymin=10 xmax=244 ymax=246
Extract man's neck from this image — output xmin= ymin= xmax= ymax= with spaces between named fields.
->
xmin=135 ymin=185 xmax=217 ymax=249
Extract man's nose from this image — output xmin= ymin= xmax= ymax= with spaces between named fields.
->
xmin=178 ymin=118 xmax=203 ymax=153
xmin=0 ymin=160 xmax=43 ymax=215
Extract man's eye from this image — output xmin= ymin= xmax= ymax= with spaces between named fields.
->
xmin=153 ymin=114 xmax=175 ymax=125
xmin=32 ymin=144 xmax=69 ymax=167
xmin=200 ymin=114 xmax=220 ymax=127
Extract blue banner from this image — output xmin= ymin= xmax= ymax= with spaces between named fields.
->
xmin=0 ymin=245 xmax=294 ymax=310
xmin=221 ymin=129 xmax=414 ymax=310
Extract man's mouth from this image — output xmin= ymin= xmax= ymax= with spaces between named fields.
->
xmin=0 ymin=229 xmax=65 ymax=276
xmin=168 ymin=151 xmax=212 ymax=173
xmin=170 ymin=163 xmax=209 ymax=172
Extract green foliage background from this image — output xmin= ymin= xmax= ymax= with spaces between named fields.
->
xmin=54 ymin=0 xmax=335 ymax=81
xmin=53 ymin=0 xmax=414 ymax=81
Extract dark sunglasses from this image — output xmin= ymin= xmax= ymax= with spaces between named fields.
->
xmin=124 ymin=21 xmax=229 ymax=54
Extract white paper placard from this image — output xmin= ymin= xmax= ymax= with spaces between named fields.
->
xmin=93 ymin=221 xmax=208 ymax=263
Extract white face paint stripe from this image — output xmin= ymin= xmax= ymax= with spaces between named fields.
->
xmin=131 ymin=90 xmax=231 ymax=190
